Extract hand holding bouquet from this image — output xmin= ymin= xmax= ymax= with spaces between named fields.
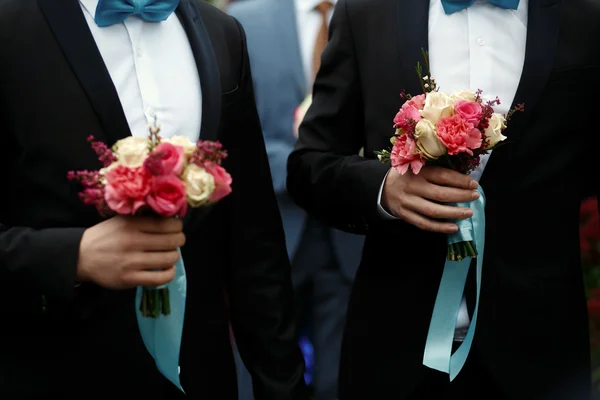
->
xmin=68 ymin=126 xmax=232 ymax=318
xmin=377 ymin=51 xmax=523 ymax=260
xmin=377 ymin=50 xmax=524 ymax=380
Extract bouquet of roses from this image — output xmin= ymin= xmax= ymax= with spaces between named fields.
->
xmin=377 ymin=52 xmax=523 ymax=261
xmin=68 ymin=125 xmax=232 ymax=318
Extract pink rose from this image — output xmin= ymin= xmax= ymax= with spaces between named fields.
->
xmin=203 ymin=161 xmax=233 ymax=202
xmin=406 ymin=94 xmax=426 ymax=110
xmin=144 ymin=142 xmax=185 ymax=176
xmin=393 ymin=103 xmax=421 ymax=131
xmin=104 ymin=165 xmax=151 ymax=214
xmin=146 ymin=175 xmax=188 ymax=217
xmin=390 ymin=134 xmax=424 ymax=175
xmin=436 ymin=115 xmax=482 ymax=156
xmin=454 ymin=100 xmax=483 ymax=126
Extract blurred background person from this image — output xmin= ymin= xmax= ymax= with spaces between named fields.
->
xmin=228 ymin=0 xmax=364 ymax=399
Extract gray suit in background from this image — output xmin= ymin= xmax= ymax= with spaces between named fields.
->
xmin=229 ymin=0 xmax=364 ymax=398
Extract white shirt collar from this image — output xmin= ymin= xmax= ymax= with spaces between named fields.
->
xmin=294 ymin=0 xmax=337 ymax=14
xmin=79 ymin=0 xmax=99 ymax=17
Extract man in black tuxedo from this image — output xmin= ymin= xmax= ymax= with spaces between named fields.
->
xmin=288 ymin=0 xmax=600 ymax=399
xmin=0 ymin=0 xmax=307 ymax=399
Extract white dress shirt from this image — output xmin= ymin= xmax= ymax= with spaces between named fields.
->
xmin=294 ymin=0 xmax=337 ymax=87
xmin=378 ymin=0 xmax=527 ymax=332
xmin=79 ymin=0 xmax=202 ymax=142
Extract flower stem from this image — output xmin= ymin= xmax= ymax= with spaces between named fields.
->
xmin=464 ymin=241 xmax=478 ymax=258
xmin=160 ymin=288 xmax=171 ymax=316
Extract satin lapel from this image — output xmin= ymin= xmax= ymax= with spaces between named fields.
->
xmin=176 ymin=0 xmax=222 ymax=142
xmin=505 ymin=0 xmax=563 ymax=136
xmin=275 ymin=0 xmax=307 ymax=98
xmin=38 ymin=0 xmax=131 ymax=146
xmin=397 ymin=1 xmax=430 ymax=96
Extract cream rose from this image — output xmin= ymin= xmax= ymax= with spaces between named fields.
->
xmin=420 ymin=92 xmax=454 ymax=124
xmin=413 ymin=119 xmax=446 ymax=159
xmin=182 ymin=164 xmax=215 ymax=207
xmin=484 ymin=113 xmax=507 ymax=150
xmin=450 ymin=90 xmax=477 ymax=102
xmin=112 ymin=137 xmax=149 ymax=167
xmin=163 ymin=136 xmax=197 ymax=157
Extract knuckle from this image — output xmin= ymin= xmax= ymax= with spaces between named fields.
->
xmin=425 ymin=206 xmax=438 ymax=218
xmin=122 ymin=235 xmax=137 ymax=250
xmin=436 ymin=188 xmax=449 ymax=202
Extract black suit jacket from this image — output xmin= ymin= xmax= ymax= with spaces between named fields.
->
xmin=0 ymin=0 xmax=307 ymax=399
xmin=288 ymin=0 xmax=600 ymax=398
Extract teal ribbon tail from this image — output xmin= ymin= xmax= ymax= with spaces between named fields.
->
xmin=422 ymin=187 xmax=485 ymax=380
xmin=136 ymin=248 xmax=187 ymax=392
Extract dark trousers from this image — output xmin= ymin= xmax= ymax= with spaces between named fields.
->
xmin=292 ymin=217 xmax=351 ymax=400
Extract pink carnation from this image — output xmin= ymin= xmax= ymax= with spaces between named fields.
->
xmin=436 ymin=115 xmax=482 ymax=156
xmin=390 ymin=134 xmax=424 ymax=175
xmin=454 ymin=100 xmax=483 ymax=126
xmin=104 ymin=165 xmax=151 ymax=215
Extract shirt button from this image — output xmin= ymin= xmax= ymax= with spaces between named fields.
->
xmin=136 ymin=47 xmax=143 ymax=57
xmin=477 ymin=38 xmax=485 ymax=46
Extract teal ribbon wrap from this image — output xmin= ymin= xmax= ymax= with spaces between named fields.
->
xmin=136 ymin=248 xmax=187 ymax=392
xmin=422 ymin=186 xmax=485 ymax=381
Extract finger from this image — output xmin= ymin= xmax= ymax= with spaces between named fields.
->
xmin=122 ymin=266 xmax=177 ymax=288
xmin=126 ymin=232 xmax=186 ymax=251
xmin=135 ymin=217 xmax=183 ymax=234
xmin=405 ymin=195 xmax=473 ymax=220
xmin=398 ymin=207 xmax=459 ymax=234
xmin=423 ymin=167 xmax=478 ymax=189
xmin=127 ymin=250 xmax=181 ymax=271
xmin=412 ymin=182 xmax=480 ymax=204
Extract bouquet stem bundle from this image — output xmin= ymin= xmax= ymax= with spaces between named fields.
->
xmin=140 ymin=287 xmax=171 ymax=318
xmin=448 ymin=241 xmax=478 ymax=261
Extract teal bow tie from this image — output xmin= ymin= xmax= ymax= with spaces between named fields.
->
xmin=94 ymin=0 xmax=180 ymax=27
xmin=441 ymin=0 xmax=520 ymax=14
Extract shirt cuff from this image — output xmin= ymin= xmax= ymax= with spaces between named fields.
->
xmin=377 ymin=169 xmax=399 ymax=220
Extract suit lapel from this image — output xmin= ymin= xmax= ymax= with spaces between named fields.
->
xmin=480 ymin=0 xmax=563 ymax=186
xmin=275 ymin=0 xmax=307 ymax=98
xmin=396 ymin=1 xmax=430 ymax=97
xmin=506 ymin=0 xmax=563 ymax=136
xmin=38 ymin=0 xmax=131 ymax=146
xmin=177 ymin=0 xmax=222 ymax=142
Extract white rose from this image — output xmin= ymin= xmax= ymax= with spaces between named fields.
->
xmin=182 ymin=164 xmax=215 ymax=207
xmin=163 ymin=136 xmax=196 ymax=157
xmin=112 ymin=136 xmax=149 ymax=168
xmin=420 ymin=92 xmax=454 ymax=124
xmin=450 ymin=90 xmax=477 ymax=102
xmin=484 ymin=113 xmax=507 ymax=150
xmin=413 ymin=119 xmax=446 ymax=159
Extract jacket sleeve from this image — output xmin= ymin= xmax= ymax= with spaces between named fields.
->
xmin=0 ymin=224 xmax=85 ymax=299
xmin=225 ymin=17 xmax=308 ymax=400
xmin=286 ymin=0 xmax=389 ymax=235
